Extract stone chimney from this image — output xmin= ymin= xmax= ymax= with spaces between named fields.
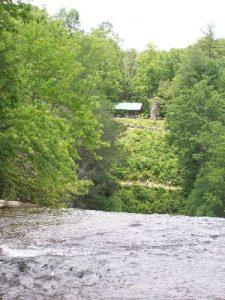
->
xmin=150 ymin=97 xmax=160 ymax=120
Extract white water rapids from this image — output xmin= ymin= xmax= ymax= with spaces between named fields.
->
xmin=0 ymin=208 xmax=225 ymax=299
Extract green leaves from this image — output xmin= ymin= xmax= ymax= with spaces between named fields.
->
xmin=167 ymin=31 xmax=225 ymax=216
xmin=54 ymin=8 xmax=80 ymax=32
xmin=95 ymin=186 xmax=184 ymax=214
xmin=0 ymin=105 xmax=82 ymax=206
xmin=0 ymin=2 xmax=124 ymax=207
xmin=113 ymin=126 xmax=181 ymax=186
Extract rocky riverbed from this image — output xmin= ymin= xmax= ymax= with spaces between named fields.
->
xmin=1 ymin=208 xmax=225 ymax=299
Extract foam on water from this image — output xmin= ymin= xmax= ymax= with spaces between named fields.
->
xmin=1 ymin=244 xmax=64 ymax=258
xmin=1 ymin=208 xmax=225 ymax=300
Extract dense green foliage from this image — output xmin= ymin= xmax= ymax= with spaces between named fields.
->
xmin=122 ymin=44 xmax=184 ymax=114
xmin=1 ymin=2 xmax=225 ymax=217
xmin=0 ymin=1 xmax=124 ymax=206
xmin=167 ymin=27 xmax=225 ymax=217
xmin=92 ymin=186 xmax=184 ymax=215
xmin=112 ymin=125 xmax=181 ymax=185
xmin=97 ymin=118 xmax=182 ymax=215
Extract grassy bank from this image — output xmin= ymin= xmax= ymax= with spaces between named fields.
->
xmin=113 ymin=119 xmax=181 ymax=186
xmin=93 ymin=185 xmax=185 ymax=214
xmin=104 ymin=118 xmax=184 ymax=214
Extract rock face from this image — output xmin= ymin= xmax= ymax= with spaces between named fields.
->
xmin=0 ymin=200 xmax=34 ymax=209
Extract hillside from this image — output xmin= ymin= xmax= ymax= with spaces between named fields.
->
xmin=113 ymin=118 xmax=180 ymax=186
xmin=93 ymin=118 xmax=185 ymax=214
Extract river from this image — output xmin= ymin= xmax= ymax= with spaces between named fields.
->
xmin=1 ymin=208 xmax=225 ymax=299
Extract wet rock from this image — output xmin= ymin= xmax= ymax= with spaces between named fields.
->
xmin=17 ymin=262 xmax=29 ymax=272
xmin=76 ymin=270 xmax=85 ymax=278
xmin=210 ymin=234 xmax=219 ymax=239
xmin=129 ymin=222 xmax=142 ymax=227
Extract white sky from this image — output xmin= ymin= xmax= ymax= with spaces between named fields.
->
xmin=28 ymin=0 xmax=225 ymax=51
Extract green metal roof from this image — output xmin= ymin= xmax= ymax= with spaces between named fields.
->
xmin=114 ymin=102 xmax=143 ymax=111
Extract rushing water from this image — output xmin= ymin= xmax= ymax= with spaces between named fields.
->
xmin=0 ymin=208 xmax=225 ymax=300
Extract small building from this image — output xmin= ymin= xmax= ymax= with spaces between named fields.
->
xmin=114 ymin=102 xmax=143 ymax=117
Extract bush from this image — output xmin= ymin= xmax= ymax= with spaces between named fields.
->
xmin=112 ymin=129 xmax=181 ymax=185
xmin=93 ymin=186 xmax=185 ymax=215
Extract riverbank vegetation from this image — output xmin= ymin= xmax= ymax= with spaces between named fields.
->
xmin=112 ymin=122 xmax=181 ymax=185
xmin=1 ymin=1 xmax=225 ymax=217
xmin=0 ymin=1 xmax=125 ymax=206
xmin=82 ymin=119 xmax=184 ymax=214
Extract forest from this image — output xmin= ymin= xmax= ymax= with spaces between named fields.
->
xmin=1 ymin=0 xmax=225 ymax=217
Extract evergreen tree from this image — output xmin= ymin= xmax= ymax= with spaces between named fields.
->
xmin=167 ymin=29 xmax=225 ymax=216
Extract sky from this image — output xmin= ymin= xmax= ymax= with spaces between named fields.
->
xmin=28 ymin=0 xmax=225 ymax=51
